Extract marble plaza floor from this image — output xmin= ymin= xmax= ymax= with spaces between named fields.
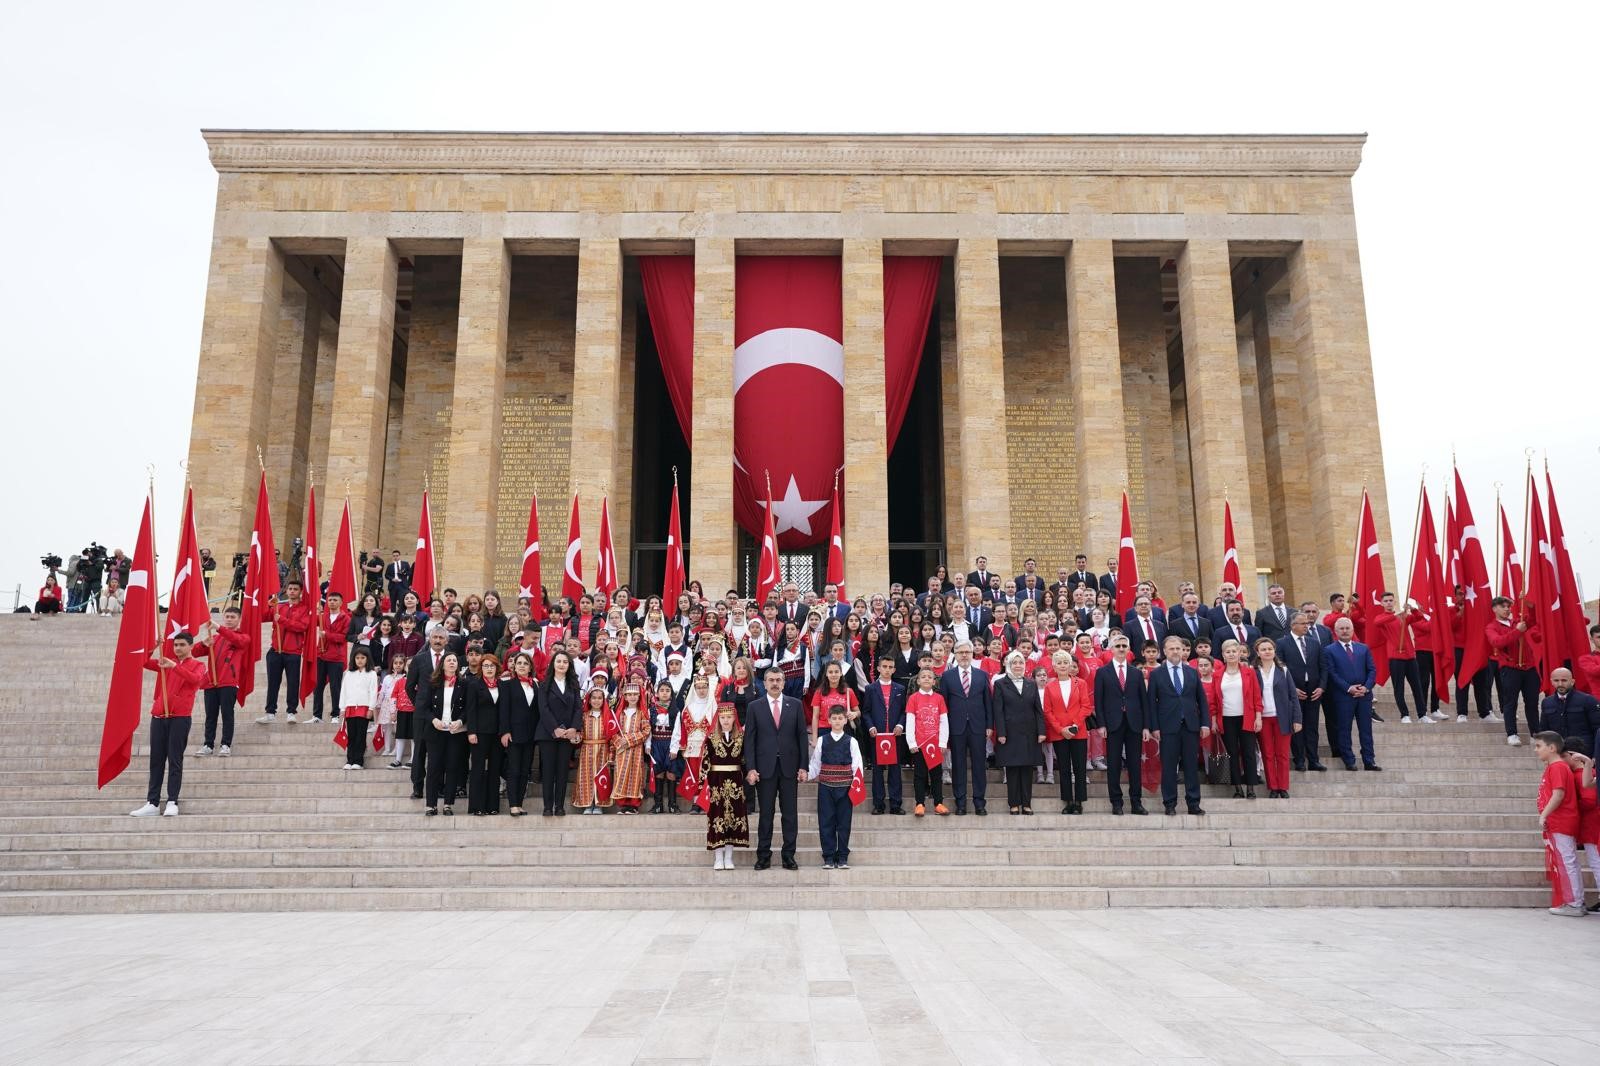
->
xmin=1 ymin=909 xmax=1595 ymax=1066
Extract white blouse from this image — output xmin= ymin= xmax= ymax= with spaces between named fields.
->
xmin=339 ymin=670 xmax=380 ymax=710
xmin=1220 ymin=671 xmax=1245 ymax=718
xmin=441 ymin=682 xmax=457 ymax=723
xmin=1260 ymin=666 xmax=1280 ymax=719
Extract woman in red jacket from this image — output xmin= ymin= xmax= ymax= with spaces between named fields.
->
xmin=1040 ymin=651 xmax=1093 ymax=814
xmin=1208 ymin=638 xmax=1263 ymax=799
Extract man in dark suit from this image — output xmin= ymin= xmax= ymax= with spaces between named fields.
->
xmin=863 ymin=655 xmax=907 ymax=815
xmin=1098 ymin=559 xmax=1119 ymax=603
xmin=916 ymin=576 xmax=944 ymax=611
xmin=1216 ymin=602 xmax=1262 ymax=661
xmin=1206 ymin=590 xmax=1242 ymax=633
xmin=1148 ymin=635 xmax=1212 ymax=815
xmin=745 ymin=665 xmax=810 ymax=869
xmin=1321 ymin=618 xmax=1380 ymax=771
xmin=1540 ymin=668 xmax=1600 ymax=754
xmin=385 ymin=550 xmax=412 ymax=605
xmin=1168 ymin=593 xmax=1213 ymax=653
xmin=775 ymin=584 xmax=805 ymax=628
xmin=1012 ymin=558 xmax=1043 ymax=593
xmin=404 ymin=628 xmax=450 ymax=799
xmin=1255 ymin=584 xmax=1294 ymax=642
xmin=1066 ymin=554 xmax=1097 ymax=595
xmin=1125 ymin=595 xmax=1168 ymax=662
xmin=1094 ymin=633 xmax=1150 ymax=815
xmin=958 ymin=587 xmax=992 ymax=632
xmin=939 ymin=641 xmax=992 ymax=815
xmin=818 ymin=584 xmax=851 ymax=623
xmin=966 ymin=556 xmax=994 ymax=601
xmin=1277 ymin=611 xmax=1328 ymax=771
xmin=1016 ymin=573 xmax=1046 ymax=609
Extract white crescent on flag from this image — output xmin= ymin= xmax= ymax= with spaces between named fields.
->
xmin=127 ymin=569 xmax=148 ymax=590
xmin=565 ymin=540 xmax=583 ymax=583
xmin=733 ymin=328 xmax=844 ymax=392
xmin=1120 ymin=537 xmax=1135 ymax=549
xmin=522 ymin=541 xmax=540 ymax=562
xmin=416 ymin=537 xmax=426 ymax=550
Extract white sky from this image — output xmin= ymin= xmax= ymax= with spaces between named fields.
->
xmin=3 ymin=2 xmax=1595 ymax=607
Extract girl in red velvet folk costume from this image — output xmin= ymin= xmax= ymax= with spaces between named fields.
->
xmin=705 ymin=702 xmax=749 ymax=870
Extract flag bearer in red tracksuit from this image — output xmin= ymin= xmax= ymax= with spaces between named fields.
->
xmin=260 ymin=579 xmax=311 ymax=723
xmin=312 ymin=591 xmax=350 ymax=724
xmin=130 ymin=631 xmax=211 ymax=817
xmin=195 ymin=607 xmax=250 ymax=756
xmin=1487 ymin=596 xmax=1542 ymax=746
xmin=807 ymin=704 xmax=863 ymax=870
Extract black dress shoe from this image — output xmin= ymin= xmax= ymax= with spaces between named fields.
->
xmin=781 ymin=858 xmax=799 ymax=871
xmin=1164 ymin=805 xmax=1177 ymax=816
xmin=542 ymin=809 xmax=553 ymax=817
xmin=871 ymin=807 xmax=885 ymax=815
xmin=1188 ymin=806 xmax=1206 ymax=816
xmin=1292 ymin=762 xmax=1306 ymax=772
xmin=1309 ymin=764 xmax=1328 ymax=772
xmin=1364 ymin=763 xmax=1382 ymax=772
xmin=955 ymin=805 xmax=968 ymax=816
xmin=411 ymin=791 xmax=423 ymax=800
xmin=1110 ymin=806 xmax=1124 ymax=816
xmin=1130 ymin=805 xmax=1149 ymax=816
xmin=1343 ymin=762 xmax=1358 ymax=771
xmin=1245 ymin=788 xmax=1256 ymax=800
xmin=1371 ymin=712 xmax=1385 ymax=722
xmin=1233 ymin=788 xmax=1245 ymax=799
xmin=974 ymin=806 xmax=988 ymax=817
xmin=1067 ymin=804 xmax=1078 ymax=814
xmin=889 ymin=807 xmax=906 ymax=815
xmin=754 ymin=858 xmax=771 ymax=870
xmin=555 ymin=806 xmax=566 ymax=816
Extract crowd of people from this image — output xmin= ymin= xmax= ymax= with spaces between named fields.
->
xmin=120 ymin=550 xmax=1600 ymax=901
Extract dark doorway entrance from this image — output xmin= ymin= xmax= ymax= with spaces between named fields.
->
xmin=629 ymin=295 xmax=691 ymax=596
xmin=887 ymin=296 xmax=945 ymax=588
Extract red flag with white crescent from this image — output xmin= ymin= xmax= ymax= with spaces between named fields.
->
xmin=848 ymin=765 xmax=866 ymax=807
xmin=1527 ymin=476 xmax=1558 ymax=688
xmin=561 ymin=494 xmax=585 ymax=601
xmin=1546 ymin=471 xmax=1592 ymax=692
xmin=594 ymin=761 xmax=613 ymax=807
xmin=920 ymin=739 xmax=944 ymax=769
xmin=1351 ymin=489 xmax=1386 ymax=616
xmin=676 ymin=758 xmax=699 ymax=800
xmin=1116 ymin=492 xmax=1140 ymax=617
xmin=1497 ymin=502 xmax=1523 ymax=600
xmin=412 ymin=490 xmax=436 ymax=604
xmin=874 ymin=733 xmax=897 ymax=766
xmin=826 ymin=480 xmax=845 ymax=599
xmin=239 ymin=471 xmax=278 ymax=707
xmin=755 ymin=486 xmax=780 ymax=606
xmin=327 ymin=498 xmax=359 ymax=605
xmin=518 ymin=494 xmax=544 ymax=620
xmin=596 ymin=497 xmax=618 ymax=600
xmin=299 ymin=485 xmax=321 ymax=705
xmin=662 ymin=477 xmax=685 ymax=607
xmin=166 ymin=485 xmax=211 ymax=653
xmin=1415 ymin=489 xmax=1456 ymax=697
xmin=98 ymin=495 xmax=157 ymax=788
xmin=1453 ymin=469 xmax=1494 ymax=685
xmin=733 ymin=257 xmax=843 ymax=548
xmin=1220 ymin=500 xmax=1241 ymax=592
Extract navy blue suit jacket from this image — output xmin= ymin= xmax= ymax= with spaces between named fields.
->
xmin=1321 ymin=640 xmax=1377 ymax=700
xmin=1148 ymin=662 xmax=1211 ymax=734
xmin=939 ymin=666 xmax=993 ymax=736
xmin=1093 ymin=659 xmax=1148 ymax=734
xmin=863 ymin=679 xmax=907 ymax=735
xmin=1124 ymin=612 xmax=1168 ymax=661
xmin=1276 ymin=632 xmax=1326 ymax=698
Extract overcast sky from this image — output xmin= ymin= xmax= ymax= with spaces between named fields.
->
xmin=4 ymin=2 xmax=1594 ymax=608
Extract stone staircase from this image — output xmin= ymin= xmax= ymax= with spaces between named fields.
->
xmin=0 ymin=617 xmax=1552 ymax=913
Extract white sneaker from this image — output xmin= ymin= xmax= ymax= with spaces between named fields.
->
xmin=1486 ymin=712 xmax=1503 ymax=723
xmin=198 ymin=745 xmax=214 ymax=756
xmin=286 ymin=713 xmax=299 ymax=724
xmin=1550 ymin=903 xmax=1586 ymax=917
xmin=219 ymin=746 xmax=231 ymax=757
xmin=1400 ymin=716 xmax=1413 ymax=724
xmin=1508 ymin=735 xmax=1522 ymax=747
xmin=1456 ymin=715 xmax=1468 ymax=722
xmin=163 ymin=802 xmax=179 ymax=816
xmin=1092 ymin=758 xmax=1108 ymax=770
xmin=822 ymin=863 xmax=835 ymax=870
xmin=349 ymin=764 xmax=361 ymax=770
xmin=1428 ymin=711 xmax=1448 ymax=722
xmin=1421 ymin=716 xmax=1435 ymax=725
xmin=837 ymin=862 xmax=849 ymax=870
xmin=129 ymin=802 xmax=160 ymax=817
xmin=254 ymin=714 xmax=273 ymax=724
xmin=1045 ymin=773 xmax=1055 ymax=785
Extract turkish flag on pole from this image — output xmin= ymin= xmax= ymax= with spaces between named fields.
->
xmin=755 ymin=484 xmax=781 ymax=607
xmin=848 ymin=765 xmax=866 ymax=807
xmin=1497 ymin=502 xmax=1523 ymax=600
xmin=412 ymin=490 xmax=436 ymax=604
xmin=238 ymin=470 xmax=279 ymax=707
xmin=298 ymin=485 xmax=321 ymax=706
xmin=165 ymin=485 xmax=211 ymax=653
xmin=1116 ymin=492 xmax=1140 ymax=617
xmin=1546 ymin=469 xmax=1591 ymax=691
xmin=517 ymin=495 xmax=545 ymax=620
xmin=1453 ymin=469 xmax=1494 ymax=686
xmin=1351 ymin=489 xmax=1386 ymax=616
xmin=594 ymin=761 xmax=613 ymax=807
xmin=826 ymin=479 xmax=845 ymax=599
xmin=595 ymin=497 xmax=618 ymax=600
xmin=1220 ymin=500 xmax=1242 ymax=592
xmin=1527 ymin=476 xmax=1559 ymax=688
xmin=326 ymin=498 xmax=360 ymax=604
xmin=1445 ymin=497 xmax=1462 ymax=590
xmin=561 ymin=494 xmax=585 ymax=601
xmin=662 ymin=476 xmax=685 ymax=608
xmin=1416 ymin=489 xmax=1456 ymax=697
xmin=98 ymin=495 xmax=157 ymax=788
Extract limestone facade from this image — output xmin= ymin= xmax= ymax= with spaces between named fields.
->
xmin=187 ymin=131 xmax=1391 ymax=604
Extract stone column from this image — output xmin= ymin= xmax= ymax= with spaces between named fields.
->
xmin=1066 ymin=240 xmax=1129 ymax=568
xmin=326 ymin=237 xmax=398 ymax=552
xmin=1176 ymin=240 xmax=1258 ymax=595
xmin=568 ymin=237 xmax=624 ymax=591
xmin=954 ymin=238 xmax=1012 ymax=574
xmin=690 ymin=237 xmax=736 ymax=591
xmin=1254 ymin=291 xmax=1317 ymax=599
xmin=187 ymin=235 xmax=284 ymax=556
xmin=1288 ymin=239 xmax=1393 ymax=600
xmin=440 ymin=238 xmax=512 ymax=593
xmin=265 ymin=281 xmax=319 ymax=543
xmin=841 ymin=238 xmax=890 ymax=594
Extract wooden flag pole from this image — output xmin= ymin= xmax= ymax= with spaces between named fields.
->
xmin=148 ymin=466 xmax=171 ymax=717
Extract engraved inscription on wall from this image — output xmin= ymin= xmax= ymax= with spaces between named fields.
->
xmin=495 ymin=393 xmax=572 ymax=594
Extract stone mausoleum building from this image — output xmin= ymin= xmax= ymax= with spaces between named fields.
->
xmin=187 ymin=130 xmax=1391 ymax=602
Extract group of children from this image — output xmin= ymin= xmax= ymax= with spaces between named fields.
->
xmin=1534 ymin=731 xmax=1600 ymax=916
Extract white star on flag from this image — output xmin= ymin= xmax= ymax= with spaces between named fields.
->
xmin=770 ymin=475 xmax=827 ymax=536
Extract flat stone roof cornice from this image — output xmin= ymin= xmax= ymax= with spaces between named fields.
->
xmin=202 ymin=130 xmax=1366 ymax=178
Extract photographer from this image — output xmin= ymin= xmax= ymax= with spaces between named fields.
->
xmin=199 ymin=548 xmax=217 ymax=597
xmin=109 ymin=548 xmax=130 ymax=589
xmin=70 ymin=543 xmax=108 ymax=613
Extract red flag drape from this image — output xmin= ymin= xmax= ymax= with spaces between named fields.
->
xmin=239 ymin=471 xmax=279 ymax=708
xmin=1351 ymin=489 xmax=1386 ymax=614
xmin=638 ymin=256 xmax=696 ymax=443
xmin=826 ymin=480 xmax=845 ymax=598
xmin=1527 ymin=477 xmax=1559 ymax=689
xmin=1497 ymin=502 xmax=1523 ymax=600
xmin=98 ymin=496 xmax=157 ymax=788
xmin=561 ymin=494 xmax=585 ymax=601
xmin=1445 ymin=498 xmax=1462 ymax=590
xmin=327 ymin=499 xmax=359 ymax=604
xmin=1418 ymin=490 xmax=1456 ymax=697
xmin=1220 ymin=500 xmax=1241 ymax=592
xmin=1116 ymin=492 xmax=1140 ymax=617
xmin=882 ymin=256 xmax=941 ymax=448
xmin=755 ymin=487 xmax=780 ymax=606
xmin=596 ymin=497 xmax=618 ymax=600
xmin=413 ymin=490 xmax=436 ymax=604
xmin=518 ymin=495 xmax=545 ymax=620
xmin=166 ymin=486 xmax=210 ymax=651
xmin=299 ymin=486 xmax=321 ymax=705
xmin=663 ymin=478 xmax=685 ymax=607
xmin=1546 ymin=471 xmax=1591 ymax=691
xmin=1453 ymin=470 xmax=1494 ymax=686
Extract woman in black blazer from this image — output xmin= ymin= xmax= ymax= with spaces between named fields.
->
xmin=463 ymin=654 xmax=505 ymax=816
xmin=537 ymin=650 xmax=582 ymax=816
xmin=424 ymin=652 xmax=470 ymax=816
xmin=993 ymin=652 xmax=1047 ymax=815
xmin=499 ymin=652 xmax=540 ymax=816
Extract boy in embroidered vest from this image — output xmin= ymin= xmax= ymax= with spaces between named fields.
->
xmin=807 ymin=705 xmax=863 ymax=870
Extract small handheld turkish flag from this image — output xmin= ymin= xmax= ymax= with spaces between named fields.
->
xmin=594 ymin=762 xmax=614 ymax=806
xmin=875 ymin=733 xmax=897 ymax=766
xmin=371 ymin=723 xmax=386 ymax=754
xmin=333 ymin=721 xmax=348 ymax=750
xmin=677 ymin=760 xmax=699 ymax=800
xmin=848 ymin=766 xmax=866 ymax=807
xmin=921 ymin=740 xmax=944 ymax=769
xmin=694 ymin=778 xmax=711 ymax=814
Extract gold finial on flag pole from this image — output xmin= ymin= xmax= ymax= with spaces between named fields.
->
xmin=256 ymin=445 xmax=265 ymax=472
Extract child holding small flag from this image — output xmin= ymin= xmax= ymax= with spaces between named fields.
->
xmin=1536 ymin=731 xmax=1585 ymax=916
xmin=906 ymin=666 xmax=949 ymax=817
xmin=807 ymin=704 xmax=864 ymax=870
xmin=575 ymin=684 xmax=616 ymax=813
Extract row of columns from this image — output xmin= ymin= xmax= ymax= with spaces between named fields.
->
xmin=189 ymin=235 xmax=1390 ymax=605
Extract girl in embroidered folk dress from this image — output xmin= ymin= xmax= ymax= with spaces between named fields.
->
xmin=706 ymin=702 xmax=749 ymax=869
xmin=673 ymin=672 xmax=716 ymax=804
xmin=339 ymin=647 xmax=379 ymax=769
xmin=575 ymin=685 xmax=615 ymax=813
xmin=611 ymin=680 xmax=651 ymax=813
xmin=383 ymin=652 xmax=414 ymax=769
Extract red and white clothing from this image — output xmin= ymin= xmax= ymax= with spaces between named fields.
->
xmin=143 ymin=657 xmax=209 ymax=718
xmin=906 ymin=690 xmax=949 ymax=752
xmin=318 ymin=609 xmax=350 ymax=663
xmin=339 ymin=669 xmax=379 ymax=720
